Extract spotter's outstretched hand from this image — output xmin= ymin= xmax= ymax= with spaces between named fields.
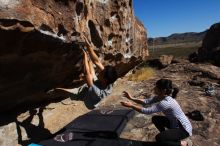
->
xmin=121 ymin=101 xmax=133 ymax=108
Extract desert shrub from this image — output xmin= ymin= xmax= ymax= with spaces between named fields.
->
xmin=128 ymin=67 xmax=155 ymax=82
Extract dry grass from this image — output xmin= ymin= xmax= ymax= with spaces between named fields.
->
xmin=128 ymin=67 xmax=155 ymax=82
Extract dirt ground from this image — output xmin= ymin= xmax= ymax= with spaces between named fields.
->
xmin=7 ymin=60 xmax=220 ymax=146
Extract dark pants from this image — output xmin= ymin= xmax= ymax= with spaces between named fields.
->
xmin=152 ymin=116 xmax=189 ymax=146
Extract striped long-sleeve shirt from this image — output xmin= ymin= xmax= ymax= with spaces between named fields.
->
xmin=141 ymin=96 xmax=192 ymax=136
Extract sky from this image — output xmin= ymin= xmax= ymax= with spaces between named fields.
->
xmin=133 ymin=0 xmax=220 ymax=38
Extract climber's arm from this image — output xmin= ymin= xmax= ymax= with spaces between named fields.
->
xmin=83 ymin=50 xmax=94 ymax=87
xmin=82 ymin=34 xmax=104 ymax=71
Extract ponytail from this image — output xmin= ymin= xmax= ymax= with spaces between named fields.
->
xmin=172 ymin=87 xmax=179 ymax=99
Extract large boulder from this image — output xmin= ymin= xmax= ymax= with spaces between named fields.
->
xmin=0 ymin=0 xmax=148 ymax=112
xmin=198 ymin=22 xmax=220 ymax=66
xmin=147 ymin=55 xmax=173 ymax=69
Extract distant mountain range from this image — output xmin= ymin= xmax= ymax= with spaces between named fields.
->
xmin=148 ymin=31 xmax=207 ymax=46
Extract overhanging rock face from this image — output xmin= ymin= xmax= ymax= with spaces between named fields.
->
xmin=0 ymin=0 xmax=148 ymax=112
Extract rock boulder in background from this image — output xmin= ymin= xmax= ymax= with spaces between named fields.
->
xmin=198 ymin=22 xmax=220 ymax=66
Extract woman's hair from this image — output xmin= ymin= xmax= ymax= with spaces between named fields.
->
xmin=155 ymin=79 xmax=179 ymax=98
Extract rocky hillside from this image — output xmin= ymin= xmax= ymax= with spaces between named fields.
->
xmin=120 ymin=59 xmax=220 ymax=146
xmin=148 ymin=31 xmax=206 ymax=46
xmin=0 ymin=0 xmax=148 ymax=112
xmin=1 ymin=58 xmax=219 ymax=146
